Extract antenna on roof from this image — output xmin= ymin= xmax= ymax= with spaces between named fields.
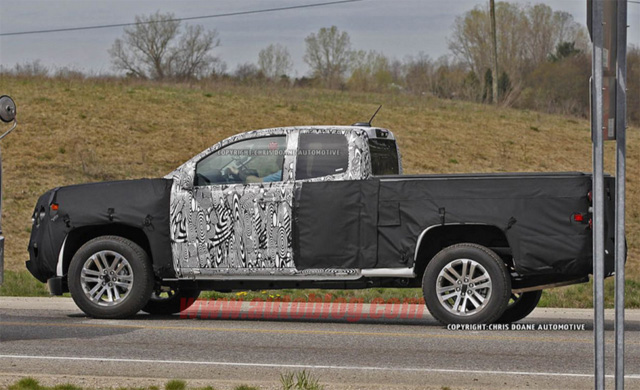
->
xmin=352 ymin=105 xmax=382 ymax=127
xmin=368 ymin=105 xmax=382 ymax=125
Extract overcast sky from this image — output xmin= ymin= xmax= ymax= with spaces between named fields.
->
xmin=0 ymin=0 xmax=638 ymax=77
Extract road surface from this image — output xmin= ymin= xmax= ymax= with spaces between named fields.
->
xmin=1 ymin=297 xmax=639 ymax=390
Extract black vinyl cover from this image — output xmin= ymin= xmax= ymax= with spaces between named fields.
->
xmin=27 ymin=179 xmax=173 ymax=282
xmin=293 ymin=173 xmax=615 ymax=277
xmin=293 ymin=180 xmax=378 ymax=269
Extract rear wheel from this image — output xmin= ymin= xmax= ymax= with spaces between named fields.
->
xmin=68 ymin=236 xmax=154 ymax=319
xmin=495 ymin=290 xmax=542 ymax=323
xmin=423 ymin=243 xmax=511 ymax=324
xmin=142 ymin=288 xmax=201 ymax=315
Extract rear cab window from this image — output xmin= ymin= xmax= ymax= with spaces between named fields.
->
xmin=368 ymin=138 xmax=399 ymax=175
xmin=296 ymin=133 xmax=349 ymax=180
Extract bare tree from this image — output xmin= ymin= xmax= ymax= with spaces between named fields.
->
xmin=303 ymin=26 xmax=353 ymax=88
xmin=448 ymin=3 xmax=583 ymax=84
xmin=403 ymin=53 xmax=435 ymax=95
xmin=348 ymin=50 xmax=392 ymax=91
xmin=258 ymin=44 xmax=293 ymax=80
xmin=448 ymin=3 xmax=526 ymax=81
xmin=233 ymin=63 xmax=263 ymax=83
xmin=109 ymin=11 xmax=220 ymax=80
xmin=172 ymin=25 xmax=221 ymax=80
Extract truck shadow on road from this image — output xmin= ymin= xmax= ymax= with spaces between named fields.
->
xmin=118 ymin=302 xmax=640 ymax=331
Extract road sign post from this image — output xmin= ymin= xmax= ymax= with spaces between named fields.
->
xmin=614 ymin=1 xmax=628 ymax=389
xmin=588 ymin=1 xmax=628 ymax=389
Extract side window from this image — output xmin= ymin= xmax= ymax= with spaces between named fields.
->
xmin=195 ymin=136 xmax=286 ymax=186
xmin=296 ymin=133 xmax=349 ymax=180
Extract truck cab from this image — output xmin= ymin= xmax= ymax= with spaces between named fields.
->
xmin=166 ymin=126 xmax=401 ymax=279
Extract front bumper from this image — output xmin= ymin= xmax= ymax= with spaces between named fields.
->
xmin=26 ymin=259 xmax=49 ymax=283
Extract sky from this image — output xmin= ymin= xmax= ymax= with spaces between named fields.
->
xmin=0 ymin=0 xmax=638 ymax=77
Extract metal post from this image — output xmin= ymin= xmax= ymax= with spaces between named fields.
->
xmin=614 ymin=1 xmax=628 ymax=388
xmin=0 ymin=145 xmax=3 ymax=287
xmin=591 ymin=0 xmax=606 ymax=389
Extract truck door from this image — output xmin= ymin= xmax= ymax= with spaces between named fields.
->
xmin=175 ymin=135 xmax=296 ymax=275
xmin=292 ymin=130 xmax=378 ymax=270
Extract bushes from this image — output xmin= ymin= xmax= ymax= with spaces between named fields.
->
xmin=517 ymin=52 xmax=590 ymax=117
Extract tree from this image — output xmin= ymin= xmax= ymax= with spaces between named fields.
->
xmin=347 ymin=50 xmax=392 ymax=92
xmin=519 ymin=51 xmax=590 ymax=116
xmin=548 ymin=41 xmax=581 ymax=62
xmin=233 ymin=63 xmax=264 ymax=84
xmin=448 ymin=3 xmax=585 ymax=83
xmin=403 ymin=53 xmax=434 ymax=95
xmin=303 ymin=26 xmax=353 ymax=88
xmin=258 ymin=44 xmax=293 ymax=80
xmin=109 ymin=11 xmax=220 ymax=80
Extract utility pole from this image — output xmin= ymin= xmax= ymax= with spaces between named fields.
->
xmin=489 ymin=0 xmax=499 ymax=104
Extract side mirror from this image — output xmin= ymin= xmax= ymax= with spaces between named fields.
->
xmin=0 ymin=96 xmax=16 ymax=123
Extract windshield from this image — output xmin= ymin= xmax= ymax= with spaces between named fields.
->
xmin=368 ymin=138 xmax=399 ymax=175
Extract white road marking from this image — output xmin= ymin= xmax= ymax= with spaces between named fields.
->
xmin=0 ymin=355 xmax=639 ymax=379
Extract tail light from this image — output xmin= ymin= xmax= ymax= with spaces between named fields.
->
xmin=572 ymin=212 xmax=591 ymax=229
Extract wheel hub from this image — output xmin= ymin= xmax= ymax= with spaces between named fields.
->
xmin=436 ymin=258 xmax=493 ymax=317
xmin=80 ymin=250 xmax=134 ymax=307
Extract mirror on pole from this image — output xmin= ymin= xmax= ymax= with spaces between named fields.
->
xmin=0 ymin=96 xmax=16 ymax=123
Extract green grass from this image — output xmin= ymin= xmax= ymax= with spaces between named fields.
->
xmin=7 ymin=378 xmax=82 ymax=390
xmin=0 ymin=270 xmax=49 ymax=297
xmin=0 ymin=74 xmax=638 ymax=308
xmin=539 ymin=278 xmax=640 ymax=308
xmin=199 ymin=287 xmax=424 ymax=303
xmin=280 ymin=371 xmax=323 ymax=390
xmin=164 ymin=381 xmax=186 ymax=390
xmin=2 ymin=378 xmax=276 ymax=390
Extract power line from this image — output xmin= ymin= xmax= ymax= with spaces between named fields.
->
xmin=0 ymin=0 xmax=363 ymax=37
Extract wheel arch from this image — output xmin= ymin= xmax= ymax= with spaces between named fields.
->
xmin=61 ymin=224 xmax=153 ymax=277
xmin=414 ymin=223 xmax=513 ymax=280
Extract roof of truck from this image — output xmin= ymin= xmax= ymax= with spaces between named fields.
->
xmin=245 ymin=125 xmax=395 ymax=140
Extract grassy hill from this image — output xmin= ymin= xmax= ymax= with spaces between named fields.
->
xmin=0 ymin=74 xmax=638 ymax=307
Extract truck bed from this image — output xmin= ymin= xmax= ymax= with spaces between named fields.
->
xmin=293 ymin=172 xmax=615 ymax=278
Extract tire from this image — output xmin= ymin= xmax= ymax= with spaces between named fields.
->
xmin=142 ymin=288 xmax=201 ymax=315
xmin=423 ymin=243 xmax=511 ymax=324
xmin=495 ymin=290 xmax=542 ymax=323
xmin=68 ymin=235 xmax=154 ymax=319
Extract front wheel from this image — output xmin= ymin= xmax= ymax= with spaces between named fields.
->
xmin=423 ymin=243 xmax=511 ymax=324
xmin=68 ymin=236 xmax=154 ymax=319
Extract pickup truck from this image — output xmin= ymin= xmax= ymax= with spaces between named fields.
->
xmin=26 ymin=124 xmax=616 ymax=324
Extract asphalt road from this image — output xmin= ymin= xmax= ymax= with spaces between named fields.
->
xmin=0 ymin=297 xmax=639 ymax=390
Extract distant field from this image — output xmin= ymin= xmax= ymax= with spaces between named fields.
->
xmin=0 ymin=74 xmax=637 ymax=307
